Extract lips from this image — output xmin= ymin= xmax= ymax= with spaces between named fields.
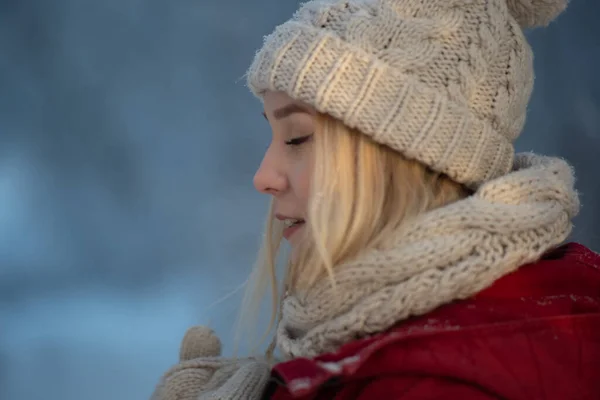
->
xmin=282 ymin=220 xmax=305 ymax=240
xmin=283 ymin=218 xmax=305 ymax=227
xmin=275 ymin=214 xmax=306 ymax=240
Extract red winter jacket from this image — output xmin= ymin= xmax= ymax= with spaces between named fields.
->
xmin=262 ymin=243 xmax=600 ymax=399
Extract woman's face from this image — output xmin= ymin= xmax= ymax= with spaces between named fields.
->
xmin=254 ymin=90 xmax=316 ymax=251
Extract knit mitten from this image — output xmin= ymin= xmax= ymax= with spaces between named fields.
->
xmin=150 ymin=326 xmax=270 ymax=400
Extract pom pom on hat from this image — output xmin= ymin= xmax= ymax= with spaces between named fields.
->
xmin=506 ymin=0 xmax=569 ymax=28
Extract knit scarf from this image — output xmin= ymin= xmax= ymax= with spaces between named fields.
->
xmin=276 ymin=153 xmax=580 ymax=359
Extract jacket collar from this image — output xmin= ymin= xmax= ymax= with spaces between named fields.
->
xmin=269 ymin=242 xmax=600 ymax=397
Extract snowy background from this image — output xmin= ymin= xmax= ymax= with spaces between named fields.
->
xmin=0 ymin=0 xmax=599 ymax=399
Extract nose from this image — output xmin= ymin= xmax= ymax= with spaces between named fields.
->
xmin=253 ymin=145 xmax=287 ymax=195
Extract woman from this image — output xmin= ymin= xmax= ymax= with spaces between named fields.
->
xmin=152 ymin=0 xmax=600 ymax=399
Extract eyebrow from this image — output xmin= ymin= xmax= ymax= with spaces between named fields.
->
xmin=262 ymin=103 xmax=312 ymax=121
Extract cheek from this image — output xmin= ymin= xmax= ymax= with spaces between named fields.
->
xmin=291 ymin=156 xmax=312 ymax=210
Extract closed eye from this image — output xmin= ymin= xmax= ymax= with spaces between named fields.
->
xmin=285 ymin=134 xmax=313 ymax=146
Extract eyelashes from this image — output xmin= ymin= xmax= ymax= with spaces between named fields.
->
xmin=285 ymin=134 xmax=313 ymax=146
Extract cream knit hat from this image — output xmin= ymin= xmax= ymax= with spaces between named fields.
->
xmin=247 ymin=0 xmax=568 ymax=188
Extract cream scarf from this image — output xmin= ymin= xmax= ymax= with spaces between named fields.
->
xmin=152 ymin=153 xmax=579 ymax=400
xmin=276 ymin=153 xmax=580 ymax=359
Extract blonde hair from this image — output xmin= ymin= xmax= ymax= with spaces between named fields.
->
xmin=236 ymin=113 xmax=471 ymax=354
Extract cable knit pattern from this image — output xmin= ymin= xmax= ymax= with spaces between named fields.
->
xmin=247 ymin=0 xmax=568 ymax=188
xmin=150 ymin=1 xmax=575 ymax=398
xmin=276 ymin=153 xmax=580 ymax=359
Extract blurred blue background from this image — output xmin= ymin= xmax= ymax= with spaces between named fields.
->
xmin=0 ymin=0 xmax=599 ymax=399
